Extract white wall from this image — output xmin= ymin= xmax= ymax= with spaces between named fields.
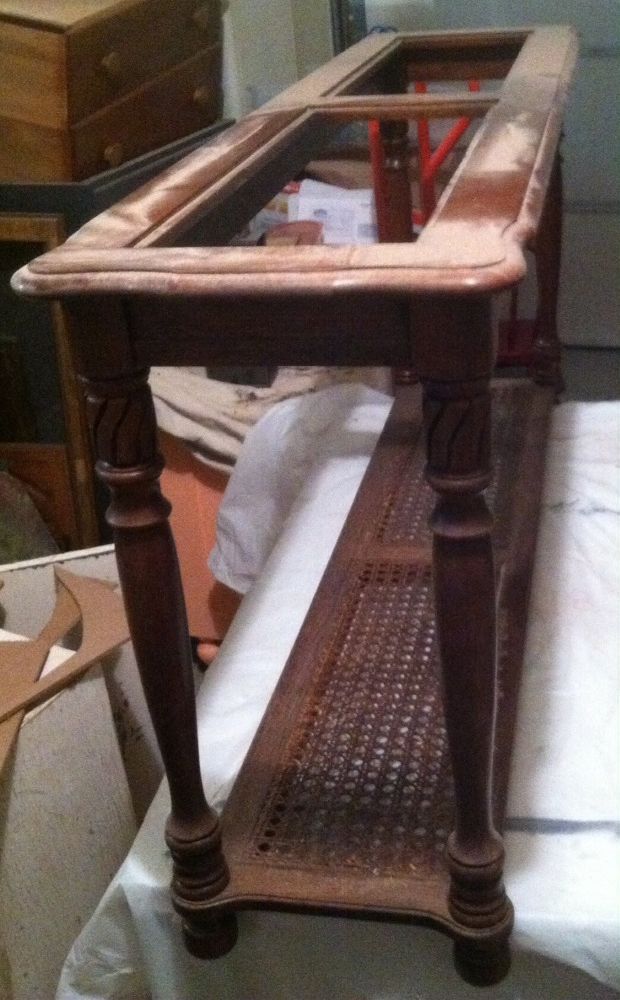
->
xmin=222 ymin=0 xmax=298 ymax=118
xmin=222 ymin=0 xmax=333 ymax=119
xmin=290 ymin=0 xmax=334 ymax=79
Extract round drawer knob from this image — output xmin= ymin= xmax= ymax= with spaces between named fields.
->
xmin=101 ymin=50 xmax=122 ymax=79
xmin=192 ymin=86 xmax=211 ymax=108
xmin=192 ymin=5 xmax=211 ymax=31
xmin=103 ymin=142 xmax=124 ymax=168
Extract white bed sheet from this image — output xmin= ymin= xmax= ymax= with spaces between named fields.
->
xmin=57 ymin=389 xmax=620 ymax=1000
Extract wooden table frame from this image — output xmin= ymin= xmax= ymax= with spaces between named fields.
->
xmin=13 ymin=26 xmax=578 ymax=983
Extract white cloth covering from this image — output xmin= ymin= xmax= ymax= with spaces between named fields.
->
xmin=151 ymin=367 xmax=391 ymax=471
xmin=209 ymin=384 xmax=391 ymax=594
xmin=56 ymin=391 xmax=620 ymax=1000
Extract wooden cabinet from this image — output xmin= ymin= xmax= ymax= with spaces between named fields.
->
xmin=0 ymin=212 xmax=90 ymax=549
xmin=71 ymin=47 xmax=222 ymax=179
xmin=0 ymin=0 xmax=222 ymax=181
xmin=0 ymin=119 xmax=231 ymax=550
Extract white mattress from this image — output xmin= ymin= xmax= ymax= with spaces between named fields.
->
xmin=56 ymin=388 xmax=620 ymax=1000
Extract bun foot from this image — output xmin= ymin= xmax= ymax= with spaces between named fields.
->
xmin=453 ymin=936 xmax=511 ymax=987
xmin=183 ymin=911 xmax=238 ymax=959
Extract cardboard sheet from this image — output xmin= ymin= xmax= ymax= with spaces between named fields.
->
xmin=0 ymin=569 xmax=129 ymax=778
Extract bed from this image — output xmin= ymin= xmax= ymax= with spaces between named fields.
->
xmin=13 ymin=26 xmax=581 ymax=984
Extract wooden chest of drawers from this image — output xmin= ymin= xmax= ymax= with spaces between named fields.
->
xmin=0 ymin=0 xmax=222 ymax=181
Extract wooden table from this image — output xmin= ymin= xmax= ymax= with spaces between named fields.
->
xmin=13 ymin=26 xmax=578 ymax=984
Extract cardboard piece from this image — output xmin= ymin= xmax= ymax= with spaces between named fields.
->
xmin=0 ymin=567 xmax=129 ymax=775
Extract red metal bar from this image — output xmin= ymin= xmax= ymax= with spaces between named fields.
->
xmin=416 ymin=79 xmax=480 ymax=223
xmin=425 ymin=115 xmax=471 ymax=182
xmin=414 ymin=81 xmax=435 ymax=218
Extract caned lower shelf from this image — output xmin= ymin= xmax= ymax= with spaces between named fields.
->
xmin=202 ymin=379 xmax=553 ymax=941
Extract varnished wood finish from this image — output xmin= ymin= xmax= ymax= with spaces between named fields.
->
xmin=12 ymin=28 xmax=577 ymax=983
xmin=65 ymin=0 xmax=221 ymax=124
xmin=11 ymin=26 xmax=577 ymax=263
xmin=529 ymin=152 xmax=565 ymax=392
xmin=281 ymin=93 xmax=495 ymax=120
xmin=378 ymin=119 xmax=414 ymax=243
xmin=0 ymin=47 xmax=222 ymax=182
xmin=413 ymin=298 xmax=512 ymax=979
xmin=0 ymin=0 xmax=222 ymax=182
xmin=73 ymin=302 xmax=235 ymax=954
xmin=401 ymin=31 xmax=525 ymax=82
xmin=204 ymin=379 xmax=549 ymax=987
xmin=0 ymin=443 xmax=79 ymax=549
xmin=0 ymin=117 xmax=72 ymax=183
xmin=71 ymin=46 xmax=222 ymax=180
xmin=127 ymin=294 xmax=412 ymax=368
xmin=0 ymin=0 xmax=220 ymax=122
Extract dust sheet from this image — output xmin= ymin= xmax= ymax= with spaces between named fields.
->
xmin=56 ymin=391 xmax=620 ymax=1000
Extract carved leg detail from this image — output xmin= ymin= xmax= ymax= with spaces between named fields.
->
xmin=83 ymin=369 xmax=236 ymax=957
xmin=422 ymin=375 xmax=513 ymax=980
xmin=377 ymin=120 xmax=418 ymax=389
xmin=529 ymin=151 xmax=564 ymax=394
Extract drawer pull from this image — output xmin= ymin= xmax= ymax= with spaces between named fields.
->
xmin=192 ymin=5 xmax=211 ymax=31
xmin=193 ymin=86 xmax=212 ymax=108
xmin=101 ymin=50 xmax=122 ymax=79
xmin=103 ymin=143 xmax=124 ymax=168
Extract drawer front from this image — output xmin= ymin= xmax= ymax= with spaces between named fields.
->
xmin=0 ymin=116 xmax=71 ymax=182
xmin=67 ymin=0 xmax=221 ymax=122
xmin=71 ymin=46 xmax=222 ymax=180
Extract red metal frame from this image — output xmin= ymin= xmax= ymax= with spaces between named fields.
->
xmin=413 ymin=79 xmax=480 ymax=225
xmin=368 ymin=80 xmax=480 ymax=231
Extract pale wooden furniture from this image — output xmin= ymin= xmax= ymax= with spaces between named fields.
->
xmin=13 ymin=27 xmax=578 ymax=982
xmin=0 ymin=0 xmax=222 ymax=181
xmin=0 ymin=211 xmax=93 ymax=548
xmin=0 ymin=121 xmax=231 ymax=549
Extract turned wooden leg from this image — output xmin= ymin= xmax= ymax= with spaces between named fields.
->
xmin=529 ymin=151 xmax=565 ymax=394
xmin=377 ymin=120 xmax=418 ymax=388
xmin=424 ymin=378 xmax=513 ymax=982
xmin=83 ymin=368 xmax=236 ymax=957
xmin=413 ymin=297 xmax=513 ymax=983
xmin=378 ymin=119 xmax=413 ymax=243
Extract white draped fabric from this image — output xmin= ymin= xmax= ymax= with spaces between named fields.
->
xmin=57 ymin=389 xmax=620 ymax=999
